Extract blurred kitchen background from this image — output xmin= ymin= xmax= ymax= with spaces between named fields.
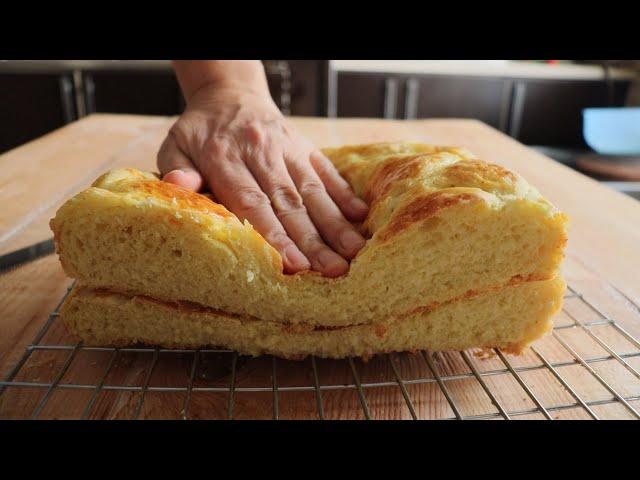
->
xmin=2 ymin=60 xmax=639 ymax=200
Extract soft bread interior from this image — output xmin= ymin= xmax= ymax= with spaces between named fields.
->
xmin=62 ymin=277 xmax=565 ymax=359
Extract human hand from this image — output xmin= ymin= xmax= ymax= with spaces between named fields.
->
xmin=157 ymin=82 xmax=368 ymax=277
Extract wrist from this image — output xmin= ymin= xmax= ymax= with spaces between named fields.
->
xmin=173 ymin=60 xmax=271 ymax=102
xmin=186 ymin=82 xmax=279 ymax=114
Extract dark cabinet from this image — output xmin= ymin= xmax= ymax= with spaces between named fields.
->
xmin=82 ymin=61 xmax=328 ymax=118
xmin=0 ymin=73 xmax=77 ymax=153
xmin=2 ymin=62 xmax=633 ymax=155
xmin=0 ymin=61 xmax=328 ymax=154
xmin=509 ymin=79 xmax=629 ymax=148
xmin=411 ymin=76 xmax=509 ymax=130
xmin=83 ymin=70 xmax=184 ymax=116
xmin=337 ymin=73 xmax=391 ymax=118
xmin=334 ymin=70 xmax=631 ymax=148
xmin=336 ymin=72 xmax=509 ymax=130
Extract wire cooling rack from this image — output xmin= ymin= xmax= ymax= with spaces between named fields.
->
xmin=1 ymin=281 xmax=640 ymax=420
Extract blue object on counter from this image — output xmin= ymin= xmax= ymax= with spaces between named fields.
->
xmin=583 ymin=107 xmax=640 ymax=155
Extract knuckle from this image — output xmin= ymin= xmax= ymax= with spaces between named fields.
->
xmin=298 ymin=231 xmax=325 ymax=252
xmin=309 ymin=150 xmax=325 ymax=164
xmin=270 ymin=185 xmax=304 ymax=213
xmin=287 ymin=148 xmax=313 ymax=168
xmin=329 ymin=220 xmax=353 ymax=236
xmin=265 ymin=230 xmax=293 ymax=250
xmin=243 ymin=121 xmax=266 ymax=147
xmin=247 ymin=128 xmax=264 ymax=146
xmin=309 ymin=150 xmax=331 ymax=170
xmin=297 ymin=179 xmax=326 ymax=198
xmin=255 ymin=152 xmax=280 ymax=171
xmin=235 ymin=187 xmax=270 ymax=213
xmin=276 ymin=208 xmax=308 ymax=224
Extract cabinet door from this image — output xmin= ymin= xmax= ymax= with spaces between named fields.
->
xmin=335 ymin=72 xmax=509 ymax=128
xmin=509 ymin=79 xmax=630 ymax=148
xmin=336 ymin=72 xmax=403 ymax=118
xmin=84 ymin=71 xmax=184 ymax=116
xmin=0 ymin=73 xmax=75 ymax=153
xmin=409 ymin=76 xmax=510 ymax=130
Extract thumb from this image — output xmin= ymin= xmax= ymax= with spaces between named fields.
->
xmin=157 ymin=134 xmax=203 ymax=191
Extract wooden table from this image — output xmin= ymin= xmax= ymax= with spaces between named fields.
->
xmin=1 ymin=114 xmax=639 ymax=420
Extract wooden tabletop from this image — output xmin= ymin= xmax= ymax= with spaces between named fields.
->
xmin=1 ymin=114 xmax=640 ymax=420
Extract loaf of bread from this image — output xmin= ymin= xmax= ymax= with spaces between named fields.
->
xmin=52 ymin=142 xmax=568 ymax=357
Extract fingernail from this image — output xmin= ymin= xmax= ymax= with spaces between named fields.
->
xmin=340 ymin=229 xmax=365 ymax=254
xmin=164 ymin=168 xmax=194 ymax=177
xmin=316 ymin=250 xmax=348 ymax=277
xmin=164 ymin=169 xmax=186 ymax=180
xmin=164 ymin=169 xmax=201 ymax=191
xmin=350 ymin=197 xmax=368 ymax=214
xmin=283 ymin=245 xmax=310 ymax=271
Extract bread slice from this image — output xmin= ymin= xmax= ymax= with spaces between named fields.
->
xmin=51 ymin=143 xmax=568 ymax=329
xmin=61 ymin=276 xmax=564 ymax=359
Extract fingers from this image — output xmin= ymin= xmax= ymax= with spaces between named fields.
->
xmin=157 ymin=133 xmax=203 ymax=191
xmin=158 ymin=127 xmax=367 ymax=277
xmin=309 ymin=151 xmax=368 ymax=222
xmin=204 ymin=150 xmax=311 ymax=274
xmin=286 ymin=158 xmax=366 ymax=260
xmin=246 ymin=148 xmax=349 ymax=277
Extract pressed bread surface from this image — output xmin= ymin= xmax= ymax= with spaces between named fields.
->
xmin=51 ymin=142 xmax=568 ymax=358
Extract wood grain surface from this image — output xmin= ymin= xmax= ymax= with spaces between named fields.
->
xmin=1 ymin=114 xmax=639 ymax=420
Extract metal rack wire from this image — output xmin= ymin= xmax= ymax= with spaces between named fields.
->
xmin=1 ymin=282 xmax=640 ymax=420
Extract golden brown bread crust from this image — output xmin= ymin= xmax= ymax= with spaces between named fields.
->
xmin=52 ymin=141 xmax=568 ymax=357
xmin=131 ymin=179 xmax=233 ymax=219
xmin=378 ymin=190 xmax=481 ymax=242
